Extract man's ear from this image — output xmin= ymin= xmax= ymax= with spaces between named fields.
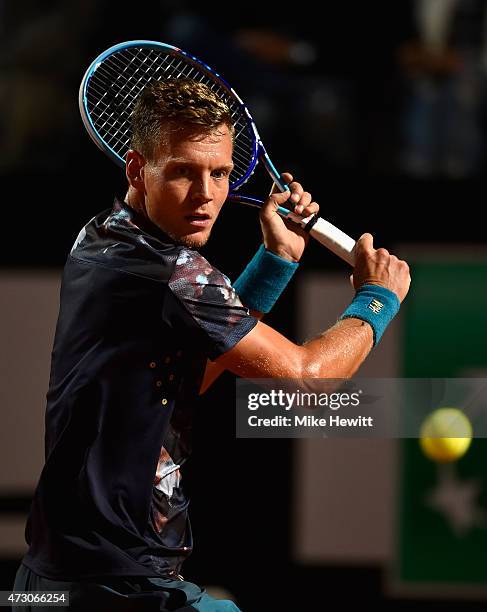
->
xmin=126 ymin=150 xmax=146 ymax=191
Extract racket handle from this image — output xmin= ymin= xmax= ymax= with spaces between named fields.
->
xmin=227 ymin=194 xmax=356 ymax=265
xmin=284 ymin=211 xmax=356 ymax=266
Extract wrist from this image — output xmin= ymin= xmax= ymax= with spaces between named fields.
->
xmin=339 ymin=284 xmax=400 ymax=346
xmin=233 ymin=244 xmax=299 ymax=313
xmin=263 ymin=242 xmax=299 ymax=263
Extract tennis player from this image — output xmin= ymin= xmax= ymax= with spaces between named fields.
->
xmin=13 ymin=80 xmax=410 ymax=611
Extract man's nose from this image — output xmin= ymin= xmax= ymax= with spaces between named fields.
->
xmin=190 ymin=176 xmax=211 ymax=201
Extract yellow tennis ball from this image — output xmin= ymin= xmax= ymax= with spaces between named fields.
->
xmin=419 ymin=408 xmax=472 ymax=463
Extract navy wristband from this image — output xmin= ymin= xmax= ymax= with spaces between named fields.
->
xmin=233 ymin=244 xmax=299 ymax=313
xmin=339 ymin=284 xmax=400 ymax=346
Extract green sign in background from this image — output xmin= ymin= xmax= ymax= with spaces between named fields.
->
xmin=398 ymin=261 xmax=487 ymax=587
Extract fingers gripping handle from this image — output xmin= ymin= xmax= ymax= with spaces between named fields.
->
xmin=272 ymin=168 xmax=356 ymax=265
xmin=284 ymin=211 xmax=356 ymax=266
xmin=227 ymin=193 xmax=356 ymax=264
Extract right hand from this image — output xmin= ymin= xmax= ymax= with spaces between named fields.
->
xmin=259 ymin=172 xmax=319 ymax=263
xmin=351 ymin=233 xmax=411 ymax=303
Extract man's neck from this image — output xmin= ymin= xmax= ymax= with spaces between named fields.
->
xmin=125 ymin=188 xmax=147 ymax=216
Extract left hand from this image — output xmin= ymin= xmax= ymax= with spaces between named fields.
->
xmin=259 ymin=172 xmax=320 ymax=262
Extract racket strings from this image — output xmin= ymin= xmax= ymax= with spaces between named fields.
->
xmin=85 ymin=46 xmax=255 ymax=186
xmin=88 ymin=49 xmax=172 ymax=153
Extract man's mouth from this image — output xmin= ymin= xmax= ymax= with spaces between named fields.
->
xmin=185 ymin=212 xmax=212 ymax=227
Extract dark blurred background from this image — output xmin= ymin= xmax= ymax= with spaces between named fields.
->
xmin=2 ymin=1 xmax=487 ymax=610
xmin=2 ymin=0 xmax=487 ymax=269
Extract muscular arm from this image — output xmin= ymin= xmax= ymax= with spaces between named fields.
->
xmin=199 ymin=316 xmax=373 ymax=393
xmin=199 ymin=178 xmax=410 ymax=394
xmin=199 ymin=231 xmax=410 ymax=393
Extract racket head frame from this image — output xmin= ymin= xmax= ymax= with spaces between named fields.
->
xmin=78 ymin=39 xmax=263 ymax=192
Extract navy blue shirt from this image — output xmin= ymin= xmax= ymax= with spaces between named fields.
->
xmin=22 ymin=199 xmax=257 ymax=580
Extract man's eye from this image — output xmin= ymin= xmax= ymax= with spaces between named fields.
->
xmin=212 ymin=169 xmax=230 ymax=179
xmin=176 ymin=167 xmax=190 ymax=176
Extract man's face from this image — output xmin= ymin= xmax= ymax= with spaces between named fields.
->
xmin=138 ymin=124 xmax=233 ymax=249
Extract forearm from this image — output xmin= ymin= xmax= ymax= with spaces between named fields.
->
xmin=298 ymin=284 xmax=399 ymax=377
xmin=298 ymin=318 xmax=373 ymax=379
xmin=211 ymin=282 xmax=399 ymax=380
xmin=204 ymin=234 xmax=409 ymax=384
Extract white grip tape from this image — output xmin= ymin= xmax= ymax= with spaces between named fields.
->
xmin=285 ymin=212 xmax=356 ymax=266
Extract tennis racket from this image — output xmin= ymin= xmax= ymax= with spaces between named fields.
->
xmin=79 ymin=40 xmax=356 ymax=265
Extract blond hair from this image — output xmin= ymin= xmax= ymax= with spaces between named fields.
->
xmin=130 ymin=79 xmax=234 ymax=160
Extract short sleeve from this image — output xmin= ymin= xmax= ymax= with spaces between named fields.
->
xmin=167 ymin=249 xmax=258 ymax=360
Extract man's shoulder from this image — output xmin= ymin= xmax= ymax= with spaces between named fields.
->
xmin=68 ymin=200 xmax=183 ymax=283
xmin=168 ymin=247 xmax=246 ymax=312
xmin=170 ymin=247 xmax=232 ymax=290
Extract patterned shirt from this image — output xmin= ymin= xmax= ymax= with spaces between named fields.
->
xmin=22 ymin=199 xmax=257 ymax=580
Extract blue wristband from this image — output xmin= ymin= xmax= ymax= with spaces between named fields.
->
xmin=339 ymin=284 xmax=400 ymax=346
xmin=233 ymin=244 xmax=299 ymax=313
